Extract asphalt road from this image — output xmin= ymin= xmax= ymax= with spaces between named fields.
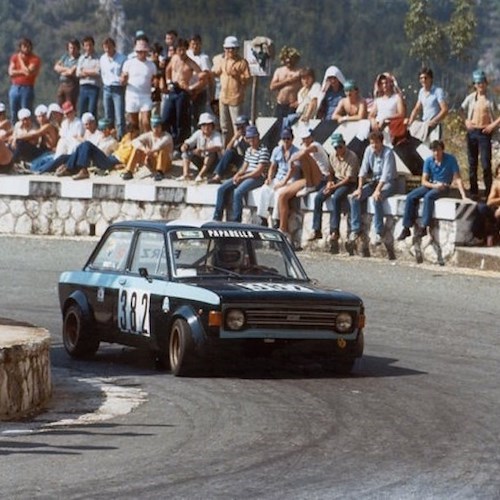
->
xmin=1 ymin=235 xmax=499 ymax=499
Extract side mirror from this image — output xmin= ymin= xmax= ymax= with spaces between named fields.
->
xmin=139 ymin=267 xmax=152 ymax=282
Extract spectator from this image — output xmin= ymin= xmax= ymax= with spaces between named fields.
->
xmin=48 ymin=102 xmax=64 ymax=128
xmin=254 ymin=128 xmax=300 ymax=227
xmin=187 ymin=34 xmax=212 ymax=125
xmin=317 ymin=65 xmax=346 ymax=121
xmin=54 ymin=118 xmax=119 ymax=180
xmin=120 ymin=38 xmax=156 ymax=133
xmin=9 ymin=108 xmax=37 ymax=159
xmin=212 ymin=36 xmax=251 ymax=146
xmin=269 ymin=46 xmax=301 ymax=120
xmin=407 ymin=67 xmax=448 ymax=144
xmin=164 ymin=30 xmax=178 ymax=66
xmin=472 ymin=164 xmax=500 ymax=246
xmin=76 ymin=36 xmax=101 ymax=118
xmin=162 ymin=38 xmax=205 ymax=150
xmin=8 ymin=37 xmax=41 ymax=120
xmin=100 ymin=37 xmax=127 ymax=140
xmin=207 ymin=114 xmax=249 ymax=184
xmin=150 ymin=42 xmax=166 ymax=117
xmin=180 ymin=112 xmax=222 ymax=182
xmin=348 ymin=130 xmax=398 ymax=246
xmin=54 ymin=101 xmax=84 ymax=155
xmin=277 ymin=127 xmax=330 ymax=238
xmin=213 ymin=125 xmax=269 ymax=222
xmin=369 ymin=72 xmax=405 ymax=133
xmin=0 ymin=139 xmax=13 ymax=173
xmin=121 ymin=116 xmax=173 ymax=181
xmin=0 ymin=102 xmax=13 ymax=141
xmin=307 ymin=133 xmax=360 ymax=253
xmin=460 ymin=69 xmax=498 ymax=200
xmin=397 ymin=140 xmax=468 ymax=240
xmin=332 ymin=80 xmax=368 ymax=123
xmin=282 ymin=67 xmax=321 ymax=130
xmin=54 ymin=39 xmax=80 ymax=109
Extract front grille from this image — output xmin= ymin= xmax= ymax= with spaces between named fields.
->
xmin=242 ymin=305 xmax=340 ymax=329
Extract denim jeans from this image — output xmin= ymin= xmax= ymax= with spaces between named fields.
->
xmin=78 ymin=84 xmax=100 ymax=118
xmin=66 ymin=141 xmax=119 ymax=172
xmin=349 ymin=181 xmax=394 ymax=235
xmin=9 ymin=84 xmax=34 ymax=121
xmin=162 ymin=88 xmax=191 ymax=148
xmin=214 ymin=176 xmax=265 ymax=222
xmin=466 ymin=128 xmax=492 ymax=196
xmin=402 ymin=185 xmax=448 ymax=229
xmin=213 ymin=149 xmax=244 ymax=178
xmin=312 ymin=183 xmax=353 ymax=232
xmin=103 ymin=85 xmax=125 ymax=139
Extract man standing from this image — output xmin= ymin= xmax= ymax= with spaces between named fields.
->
xmin=397 ymin=140 xmax=467 ymax=240
xmin=349 ymin=130 xmax=398 ymax=246
xmin=307 ymin=133 xmax=359 ymax=252
xmin=212 ymin=36 xmax=251 ymax=146
xmin=77 ymin=36 xmax=101 ymax=118
xmin=8 ymin=38 xmax=41 ymax=121
xmin=461 ymin=69 xmax=498 ymax=200
xmin=100 ymin=37 xmax=126 ymax=140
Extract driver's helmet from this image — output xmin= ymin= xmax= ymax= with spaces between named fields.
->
xmin=213 ymin=239 xmax=245 ymax=270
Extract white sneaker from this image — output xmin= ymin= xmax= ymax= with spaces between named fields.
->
xmin=296 ymin=186 xmax=317 ymax=197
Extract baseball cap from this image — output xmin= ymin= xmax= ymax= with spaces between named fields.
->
xmin=245 ymin=125 xmax=259 ymax=138
xmin=281 ymin=128 xmax=293 ymax=140
xmin=472 ymin=69 xmax=487 ymax=84
xmin=34 ymin=104 xmax=48 ymax=116
xmin=235 ymin=115 xmax=249 ymax=126
xmin=48 ymin=103 xmax=63 ymax=115
xmin=331 ymin=133 xmax=345 ymax=147
xmin=151 ymin=115 xmax=163 ymax=127
xmin=81 ymin=112 xmax=95 ymax=124
xmin=98 ymin=118 xmax=111 ymax=130
xmin=223 ymin=36 xmax=239 ymax=49
xmin=61 ymin=101 xmax=74 ymax=114
xmin=17 ymin=108 xmax=31 ymax=120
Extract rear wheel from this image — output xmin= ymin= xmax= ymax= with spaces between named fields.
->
xmin=169 ymin=318 xmax=195 ymax=376
xmin=63 ymin=304 xmax=100 ymax=359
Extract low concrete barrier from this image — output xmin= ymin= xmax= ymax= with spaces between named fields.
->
xmin=0 ymin=319 xmax=51 ymax=421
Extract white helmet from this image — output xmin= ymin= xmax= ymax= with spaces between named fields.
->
xmin=223 ymin=36 xmax=239 ymax=49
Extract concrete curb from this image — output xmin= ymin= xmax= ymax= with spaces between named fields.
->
xmin=0 ymin=318 xmax=52 ymax=421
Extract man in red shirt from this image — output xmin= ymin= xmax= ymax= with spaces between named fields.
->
xmin=8 ymin=38 xmax=41 ymax=122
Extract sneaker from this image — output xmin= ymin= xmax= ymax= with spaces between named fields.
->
xmin=72 ymin=168 xmax=89 ymax=180
xmin=154 ymin=171 xmax=164 ymax=181
xmin=296 ymin=185 xmax=317 ymax=198
xmin=396 ymin=227 xmax=411 ymax=241
xmin=307 ymin=230 xmax=322 ymax=241
xmin=122 ymin=171 xmax=133 ymax=181
xmin=374 ymin=233 xmax=383 ymax=246
xmin=207 ymin=176 xmax=222 ymax=184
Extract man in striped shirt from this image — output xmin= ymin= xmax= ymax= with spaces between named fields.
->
xmin=213 ymin=125 xmax=270 ymax=222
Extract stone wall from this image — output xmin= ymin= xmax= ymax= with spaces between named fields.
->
xmin=0 ymin=323 xmax=52 ymax=420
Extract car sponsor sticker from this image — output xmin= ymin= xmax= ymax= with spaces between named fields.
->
xmin=237 ymin=283 xmax=315 ymax=292
xmin=118 ymin=287 xmax=151 ymax=336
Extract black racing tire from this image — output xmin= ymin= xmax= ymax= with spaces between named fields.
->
xmin=62 ymin=304 xmax=100 ymax=359
xmin=168 ymin=318 xmax=195 ymax=376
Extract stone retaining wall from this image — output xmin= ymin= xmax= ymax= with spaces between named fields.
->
xmin=0 ymin=322 xmax=52 ymax=420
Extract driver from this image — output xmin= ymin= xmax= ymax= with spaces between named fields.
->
xmin=213 ymin=238 xmax=246 ymax=272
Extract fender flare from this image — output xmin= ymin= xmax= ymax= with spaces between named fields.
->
xmin=172 ymin=305 xmax=208 ymax=348
xmin=64 ymin=290 xmax=92 ymax=324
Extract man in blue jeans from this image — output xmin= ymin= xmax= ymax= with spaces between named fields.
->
xmin=397 ymin=140 xmax=468 ymax=240
xmin=349 ymin=130 xmax=397 ymax=246
xmin=213 ymin=125 xmax=269 ymax=222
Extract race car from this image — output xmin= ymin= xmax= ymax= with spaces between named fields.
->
xmin=58 ymin=220 xmax=365 ymax=375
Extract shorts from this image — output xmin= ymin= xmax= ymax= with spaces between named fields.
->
xmin=125 ymin=91 xmax=153 ymax=113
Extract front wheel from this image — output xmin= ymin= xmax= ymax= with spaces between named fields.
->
xmin=332 ymin=358 xmax=356 ymax=375
xmin=169 ymin=318 xmax=195 ymax=376
xmin=62 ymin=304 xmax=100 ymax=359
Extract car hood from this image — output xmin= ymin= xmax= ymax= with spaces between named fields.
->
xmin=188 ymin=278 xmax=363 ymax=305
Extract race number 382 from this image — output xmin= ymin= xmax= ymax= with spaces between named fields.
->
xmin=118 ymin=287 xmax=151 ymax=336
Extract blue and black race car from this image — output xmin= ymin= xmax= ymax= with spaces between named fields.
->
xmin=58 ymin=220 xmax=365 ymax=375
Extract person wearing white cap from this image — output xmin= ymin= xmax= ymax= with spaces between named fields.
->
xmin=120 ymin=38 xmax=156 ymax=133
xmin=48 ymin=102 xmax=64 ymax=128
xmin=180 ymin=112 xmax=222 ymax=181
xmin=10 ymin=104 xmax=59 ymax=167
xmin=10 ymin=108 xmax=35 ymax=149
xmin=211 ymin=35 xmax=251 ymax=146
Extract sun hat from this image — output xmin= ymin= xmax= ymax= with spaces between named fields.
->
xmin=198 ymin=112 xmax=216 ymax=126
xmin=223 ymin=36 xmax=239 ymax=49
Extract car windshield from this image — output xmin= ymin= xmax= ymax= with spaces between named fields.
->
xmin=169 ymin=228 xmax=308 ymax=280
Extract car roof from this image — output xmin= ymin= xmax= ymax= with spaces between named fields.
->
xmin=108 ymin=219 xmax=274 ymax=233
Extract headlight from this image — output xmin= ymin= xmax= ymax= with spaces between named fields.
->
xmin=336 ymin=312 xmax=353 ymax=333
xmin=225 ymin=309 xmax=246 ymax=330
